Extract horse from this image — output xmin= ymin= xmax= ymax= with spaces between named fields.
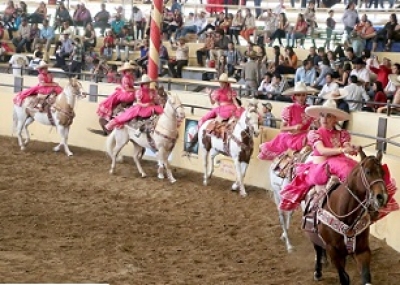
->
xmin=106 ymin=93 xmax=185 ymax=183
xmin=269 ymin=147 xmax=313 ymax=252
xmin=193 ymin=103 xmax=260 ymax=197
xmin=308 ymin=148 xmax=388 ymax=285
xmin=13 ymin=77 xmax=86 ymax=156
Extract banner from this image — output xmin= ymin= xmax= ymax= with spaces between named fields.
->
xmin=183 ymin=118 xmax=199 ymax=154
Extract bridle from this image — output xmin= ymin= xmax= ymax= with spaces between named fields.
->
xmin=167 ymin=97 xmax=185 ymax=122
xmin=242 ymin=108 xmax=259 ymax=138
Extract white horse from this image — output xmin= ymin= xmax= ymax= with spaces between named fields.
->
xmin=269 ymin=151 xmax=313 ymax=252
xmin=13 ymin=77 xmax=85 ymax=156
xmin=196 ymin=104 xmax=260 ymax=197
xmin=106 ymin=93 xmax=185 ymax=183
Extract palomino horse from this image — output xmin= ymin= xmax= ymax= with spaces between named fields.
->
xmin=13 ymin=77 xmax=85 ymax=156
xmin=269 ymin=147 xmax=313 ymax=252
xmin=308 ymin=149 xmax=388 ymax=285
xmin=195 ymin=103 xmax=260 ymax=197
xmin=106 ymin=93 xmax=185 ymax=183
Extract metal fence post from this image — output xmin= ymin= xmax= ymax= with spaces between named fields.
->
xmin=376 ymin=117 xmax=387 ymax=152
xmin=14 ymin=76 xmax=23 ymax=93
xmin=89 ymin=84 xmax=98 ymax=103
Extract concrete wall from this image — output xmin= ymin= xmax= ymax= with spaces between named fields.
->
xmin=1 ymin=74 xmax=399 ymax=252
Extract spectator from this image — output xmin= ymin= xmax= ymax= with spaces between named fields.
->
xmin=54 ymin=21 xmax=74 ymax=55
xmin=372 ymin=13 xmax=400 ymax=52
xmin=12 ymin=17 xmax=30 ymax=53
xmin=29 ymin=1 xmax=47 ymax=24
xmin=8 ymin=49 xmax=29 ymax=76
xmin=171 ymin=0 xmax=182 ymax=14
xmin=260 ymin=102 xmax=276 ymax=128
xmin=286 ymin=13 xmax=308 ymax=48
xmin=82 ymin=23 xmax=96 ymax=51
xmin=325 ymin=10 xmax=336 ymax=50
xmin=69 ymin=37 xmax=83 ymax=77
xmin=385 ymin=63 xmax=400 ymax=98
xmin=54 ymin=2 xmax=72 ymax=31
xmin=335 ymin=62 xmax=352 ymax=87
xmin=240 ymin=8 xmax=256 ymax=43
xmin=368 ymin=56 xmax=392 ymax=90
xmin=368 ymin=81 xmax=387 ymax=112
xmin=209 ymin=29 xmax=230 ymax=61
xmin=318 ymin=73 xmax=339 ymax=100
xmin=175 ymin=12 xmax=198 ymax=39
xmin=6 ymin=10 xmax=22 ymax=40
xmin=257 ymin=9 xmax=277 ymax=44
xmin=111 ymin=14 xmax=125 ymax=36
xmin=342 ymin=2 xmax=359 ymax=43
xmin=224 ymin=42 xmax=242 ymax=77
xmin=32 ymin=19 xmax=54 ymax=52
xmin=304 ymin=1 xmax=317 ymax=47
xmin=197 ymin=12 xmax=224 ymax=36
xmin=229 ymin=10 xmax=243 ymax=45
xmin=343 ymin=75 xmax=369 ymax=111
xmin=352 ymin=20 xmax=376 ymax=57
xmin=90 ymin=58 xmax=109 ymax=83
xmin=313 ymin=58 xmax=333 ymax=89
xmin=295 ymin=59 xmax=316 ymax=86
xmin=159 ymin=40 xmax=169 ymax=75
xmin=28 ymin=51 xmax=43 ymax=75
xmin=132 ymin=6 xmax=145 ymax=40
xmin=350 ymin=57 xmax=370 ymax=89
xmin=101 ymin=30 xmax=115 ymax=60
xmin=215 ymin=55 xmax=228 ymax=78
xmin=275 ymin=46 xmax=297 ymax=74
xmin=94 ymin=4 xmax=110 ymax=36
xmin=54 ymin=31 xmax=73 ymax=68
xmin=196 ymin=29 xmax=215 ymax=66
xmin=241 ymin=51 xmax=261 ymax=96
xmin=168 ymin=37 xmax=189 ymax=78
xmin=115 ymin=26 xmax=134 ymax=62
xmin=73 ymin=3 xmax=92 ymax=27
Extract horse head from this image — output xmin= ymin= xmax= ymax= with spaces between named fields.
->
xmin=353 ymin=147 xmax=388 ymax=212
xmin=240 ymin=99 xmax=260 ymax=138
xmin=57 ymin=77 xmax=85 ymax=109
xmin=166 ymin=92 xmax=185 ymax=122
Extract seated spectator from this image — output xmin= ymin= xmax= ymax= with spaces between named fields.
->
xmin=29 ymin=1 xmax=47 ymax=24
xmin=196 ymin=30 xmax=215 ymax=66
xmin=115 ymin=26 xmax=135 ymax=61
xmin=8 ymin=49 xmax=29 ymax=76
xmin=107 ymin=65 xmax=120 ymax=83
xmin=352 ymin=20 xmax=376 ymax=57
xmin=343 ymin=75 xmax=370 ymax=111
xmin=258 ymin=9 xmax=277 ymax=44
xmin=215 ymin=55 xmax=228 ymax=78
xmin=101 ymin=30 xmax=115 ymax=60
xmin=73 ymin=3 xmax=92 ymax=27
xmin=294 ymin=59 xmax=316 ymax=86
xmin=90 ymin=58 xmax=109 ymax=83
xmin=32 ymin=19 xmax=54 ymax=52
xmin=168 ymin=37 xmax=189 ymax=78
xmin=54 ymin=2 xmax=72 ymax=31
xmin=111 ymin=14 xmax=125 ymax=36
xmin=197 ymin=12 xmax=225 ymax=36
xmin=12 ymin=17 xmax=30 ymax=53
xmin=94 ymin=3 xmax=110 ymax=36
xmin=83 ymin=23 xmax=97 ymax=51
xmin=159 ymin=40 xmax=169 ymax=75
xmin=28 ymin=23 xmax=40 ymax=52
xmin=6 ymin=10 xmax=22 ymax=40
xmin=54 ymin=21 xmax=74 ymax=55
xmin=372 ymin=13 xmax=400 ymax=52
xmin=219 ymin=14 xmax=232 ymax=36
xmin=260 ymin=102 xmax=276 ymax=128
xmin=240 ymin=8 xmax=256 ymax=43
xmin=269 ymin=12 xmax=289 ymax=47
xmin=229 ymin=10 xmax=243 ymax=45
xmin=385 ymin=63 xmax=400 ymax=98
xmin=84 ymin=46 xmax=99 ymax=71
xmin=175 ymin=12 xmax=198 ymax=39
xmin=209 ymin=29 xmax=230 ymax=61
xmin=164 ymin=10 xmax=183 ymax=40
xmin=368 ymin=56 xmax=392 ymax=93
xmin=286 ymin=13 xmax=307 ymax=48
xmin=28 ymin=51 xmax=43 ymax=75
xmin=224 ymin=42 xmax=242 ymax=77
xmin=135 ymin=39 xmax=150 ymax=71
xmin=350 ymin=57 xmax=370 ymax=90
xmin=334 ymin=62 xmax=352 ymax=87
xmin=317 ymin=73 xmax=339 ymax=100
xmin=54 ymin=31 xmax=73 ymax=68
xmin=313 ymin=58 xmax=333 ymax=89
xmin=275 ymin=46 xmax=297 ymax=74
xmin=366 ymin=81 xmax=387 ymax=112
xmin=69 ymin=37 xmax=83 ymax=77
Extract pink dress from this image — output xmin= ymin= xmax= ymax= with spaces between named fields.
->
xmin=97 ymin=73 xmax=136 ymax=120
xmin=13 ymin=72 xmax=63 ymax=106
xmin=279 ymin=128 xmax=399 ymax=221
xmin=206 ymin=0 xmax=224 ymax=13
xmin=106 ymin=85 xmax=164 ymax=130
xmin=198 ymin=87 xmax=239 ymax=127
xmin=258 ymin=103 xmax=313 ymax=160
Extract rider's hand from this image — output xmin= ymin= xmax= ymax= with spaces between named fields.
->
xmin=205 ymin=87 xmax=212 ymax=95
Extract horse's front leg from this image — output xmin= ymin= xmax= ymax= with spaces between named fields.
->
xmin=62 ymin=126 xmax=73 ymax=156
xmin=23 ymin=117 xmax=34 ymax=145
xmin=202 ymin=149 xmax=210 ymax=186
xmin=327 ymin=245 xmax=350 ymax=285
xmin=233 ymin=158 xmax=248 ymax=197
xmin=206 ymin=148 xmax=218 ymax=180
xmin=313 ymin=244 xmax=324 ymax=281
xmin=157 ymin=147 xmax=176 ymax=183
xmin=354 ymin=249 xmax=372 ymax=285
xmin=16 ymin=117 xmax=27 ymax=151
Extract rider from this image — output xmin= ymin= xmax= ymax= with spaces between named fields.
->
xmin=258 ymin=82 xmax=318 ymax=161
xmin=13 ymin=61 xmax=63 ymax=107
xmin=279 ymin=96 xmax=399 ymax=220
xmin=198 ymin=73 xmax=241 ymax=127
xmin=97 ymin=61 xmax=137 ymax=135
xmin=105 ymin=74 xmax=164 ymax=131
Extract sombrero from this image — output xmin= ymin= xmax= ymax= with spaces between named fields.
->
xmin=388 ymin=74 xmax=400 ymax=87
xmin=137 ymin=74 xmax=156 ymax=84
xmin=322 ymin=88 xmax=348 ymax=100
xmin=306 ymin=99 xmax=350 ymax=121
xmin=281 ymin=82 xmax=318 ymax=96
xmin=247 ymin=51 xmax=259 ymax=59
xmin=262 ymin=102 xmax=273 ymax=110
xmin=217 ymin=73 xmax=237 ymax=83
xmin=34 ymin=60 xmax=49 ymax=70
xmin=117 ymin=62 xmax=137 ymax=72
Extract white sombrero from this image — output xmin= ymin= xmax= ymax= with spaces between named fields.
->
xmin=117 ymin=62 xmax=137 ymax=72
xmin=322 ymin=88 xmax=348 ymax=100
xmin=388 ymin=74 xmax=400 ymax=87
xmin=34 ymin=60 xmax=49 ymax=70
xmin=218 ymin=73 xmax=237 ymax=83
xmin=306 ymin=99 xmax=350 ymax=121
xmin=137 ymin=74 xmax=156 ymax=84
xmin=281 ymin=82 xmax=319 ymax=96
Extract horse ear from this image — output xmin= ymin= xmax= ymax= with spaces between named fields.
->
xmin=358 ymin=146 xmax=366 ymax=160
xmin=376 ymin=149 xmax=383 ymax=163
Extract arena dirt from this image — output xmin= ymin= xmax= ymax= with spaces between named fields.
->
xmin=0 ymin=136 xmax=399 ymax=284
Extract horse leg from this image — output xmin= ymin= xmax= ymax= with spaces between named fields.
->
xmin=206 ymin=148 xmax=218 ymax=180
xmin=156 ymin=147 xmax=166 ymax=180
xmin=23 ymin=117 xmax=34 ymax=145
xmin=132 ymin=142 xmax=147 ymax=178
xmin=202 ymin=149 xmax=210 ymax=186
xmin=54 ymin=125 xmax=72 ymax=156
xmin=354 ymin=249 xmax=372 ymax=285
xmin=158 ymin=148 xmax=176 ymax=183
xmin=327 ymin=246 xmax=350 ymax=285
xmin=15 ymin=111 xmax=28 ymax=151
xmin=313 ymin=244 xmax=324 ymax=281
xmin=108 ymin=129 xmax=129 ymax=175
xmin=233 ymin=159 xmax=248 ymax=197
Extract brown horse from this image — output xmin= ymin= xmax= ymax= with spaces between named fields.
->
xmin=308 ymin=148 xmax=388 ymax=285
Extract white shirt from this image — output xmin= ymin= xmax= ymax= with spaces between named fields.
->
xmin=343 ymin=83 xmax=370 ymax=111
xmin=318 ymin=82 xmax=339 ymax=98
xmin=350 ymin=68 xmax=370 ymax=83
xmin=9 ymin=54 xmax=29 ymax=77
xmin=273 ymin=4 xmax=285 ymax=15
xmin=132 ymin=10 xmax=143 ymax=22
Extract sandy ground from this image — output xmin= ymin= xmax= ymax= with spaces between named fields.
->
xmin=0 ymin=136 xmax=400 ymax=284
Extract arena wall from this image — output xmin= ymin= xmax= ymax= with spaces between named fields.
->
xmin=0 ymin=74 xmax=399 ymax=252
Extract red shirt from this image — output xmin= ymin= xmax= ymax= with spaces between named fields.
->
xmin=369 ymin=65 xmax=391 ymax=88
xmin=372 ymin=91 xmax=387 ymax=111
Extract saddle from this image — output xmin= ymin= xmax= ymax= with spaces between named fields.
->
xmin=205 ymin=118 xmax=236 ymax=142
xmin=27 ymin=93 xmax=57 ymax=114
xmin=111 ymin=102 xmax=133 ymax=118
xmin=271 ymin=145 xmax=312 ymax=180
xmin=128 ymin=115 xmax=159 ymax=134
xmin=302 ymin=176 xmax=341 ymax=234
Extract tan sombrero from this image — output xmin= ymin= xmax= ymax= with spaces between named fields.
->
xmin=306 ymin=99 xmax=350 ymax=121
xmin=217 ymin=73 xmax=237 ymax=83
xmin=247 ymin=51 xmax=259 ymax=59
xmin=281 ymin=82 xmax=319 ymax=96
xmin=117 ymin=62 xmax=137 ymax=72
xmin=137 ymin=74 xmax=156 ymax=84
xmin=388 ymin=74 xmax=400 ymax=87
xmin=34 ymin=60 xmax=49 ymax=70
xmin=322 ymin=88 xmax=348 ymax=100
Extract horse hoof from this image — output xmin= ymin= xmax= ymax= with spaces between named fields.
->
xmin=280 ymin=233 xmax=287 ymax=241
xmin=53 ymin=147 xmax=60 ymax=152
xmin=158 ymin=174 xmax=165 ymax=180
xmin=170 ymin=178 xmax=177 ymax=184
xmin=287 ymin=245 xmax=294 ymax=253
xmin=109 ymin=169 xmax=115 ymax=175
xmin=20 ymin=146 xmax=26 ymax=151
xmin=231 ymin=183 xmax=239 ymax=191
xmin=240 ymin=192 xmax=247 ymax=198
xmin=313 ymin=271 xmax=322 ymax=281
xmin=116 ymin=156 xmax=124 ymax=163
xmin=141 ymin=173 xmax=147 ymax=178
xmin=67 ymin=152 xmax=73 ymax=157
xmin=203 ymin=180 xmax=208 ymax=186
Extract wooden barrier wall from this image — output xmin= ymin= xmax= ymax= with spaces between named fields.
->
xmin=0 ymin=74 xmax=399 ymax=252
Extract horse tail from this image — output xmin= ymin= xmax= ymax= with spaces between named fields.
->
xmin=105 ymin=129 xmax=117 ymax=158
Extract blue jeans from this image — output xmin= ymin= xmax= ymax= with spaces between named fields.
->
xmin=254 ymin=0 xmax=262 ymax=17
xmin=287 ymin=32 xmax=305 ymax=47
xmin=175 ymin=25 xmax=197 ymax=39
